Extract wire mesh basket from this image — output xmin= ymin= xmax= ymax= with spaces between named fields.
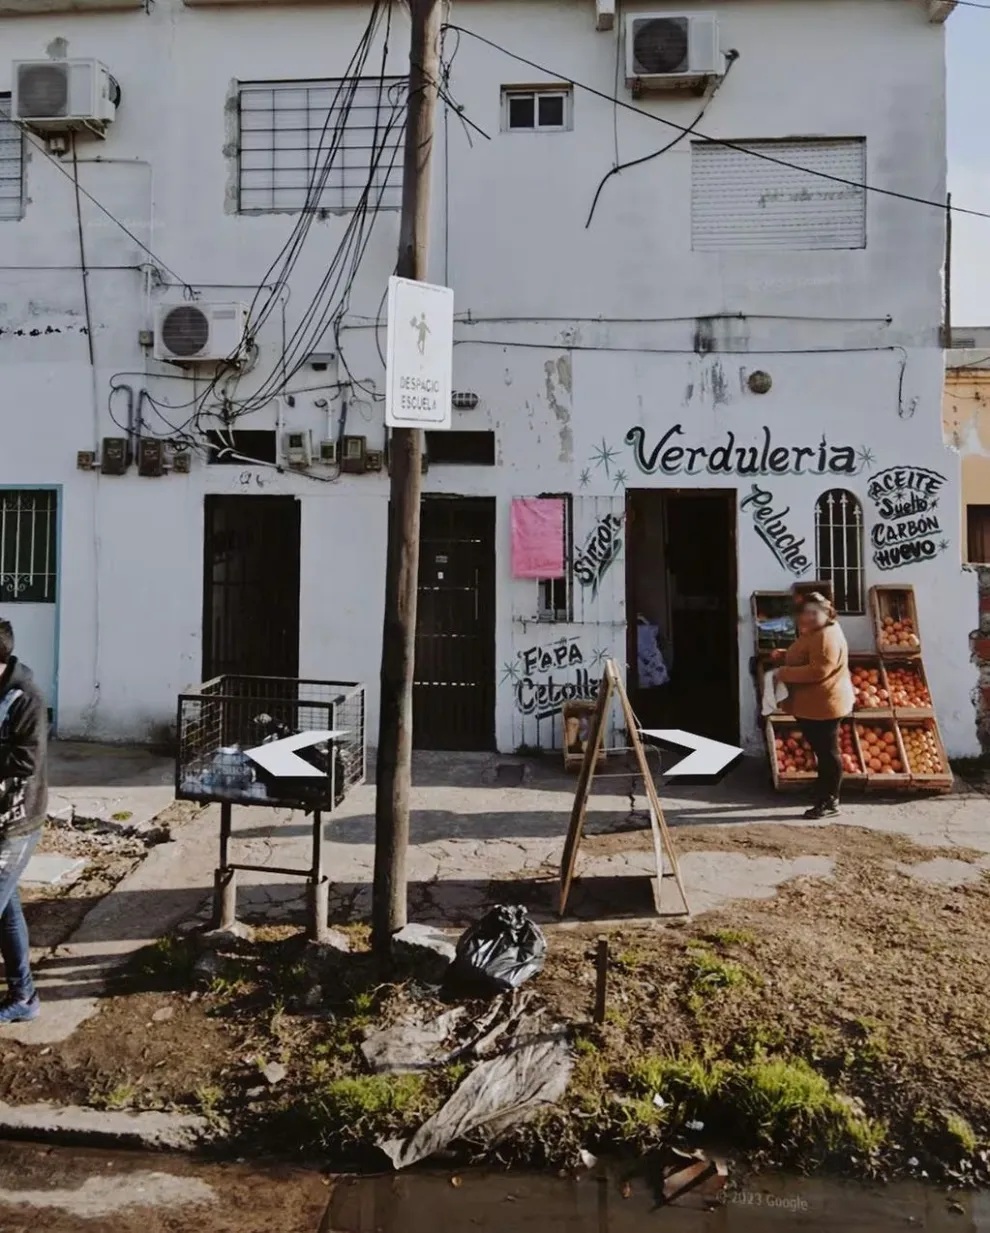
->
xmin=175 ymin=676 xmax=366 ymax=812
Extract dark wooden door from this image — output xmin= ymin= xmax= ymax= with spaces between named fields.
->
xmin=414 ymin=497 xmax=496 ymax=751
xmin=202 ymin=495 xmax=301 ymax=680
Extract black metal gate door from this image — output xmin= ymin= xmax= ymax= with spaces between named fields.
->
xmin=202 ymin=495 xmax=301 ymax=680
xmin=414 ymin=497 xmax=496 ymax=751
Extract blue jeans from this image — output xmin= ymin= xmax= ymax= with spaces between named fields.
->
xmin=0 ymin=830 xmax=39 ymax=1001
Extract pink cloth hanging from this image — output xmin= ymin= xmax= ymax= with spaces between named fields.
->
xmin=511 ymin=498 xmax=565 ymax=578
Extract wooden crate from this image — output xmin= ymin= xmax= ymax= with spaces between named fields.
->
xmin=752 ymin=592 xmax=796 ymax=655
xmin=838 ymin=718 xmax=867 ymax=782
xmin=767 ymin=716 xmax=817 ymax=790
xmin=853 ymin=717 xmax=911 ymax=788
xmin=884 ymin=658 xmax=934 ymax=718
xmin=870 ymin=585 xmax=921 ymax=657
xmin=848 ymin=654 xmax=892 ymax=717
xmin=562 ymin=700 xmax=607 ymax=771
xmin=791 ymin=580 xmax=835 ymax=607
xmin=898 ymin=717 xmax=953 ymax=791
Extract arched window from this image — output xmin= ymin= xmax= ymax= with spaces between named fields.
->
xmin=815 ymin=489 xmax=864 ymax=614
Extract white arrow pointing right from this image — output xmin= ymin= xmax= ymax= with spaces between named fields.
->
xmin=640 ymin=728 xmax=743 ymax=779
xmin=245 ymin=730 xmax=348 ymax=778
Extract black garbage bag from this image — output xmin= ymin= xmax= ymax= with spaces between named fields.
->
xmin=449 ymin=905 xmax=547 ymax=995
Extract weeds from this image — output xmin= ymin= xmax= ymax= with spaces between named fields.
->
xmin=90 ymin=1082 xmax=137 ymax=1111
xmin=685 ymin=944 xmax=754 ymax=992
xmin=301 ymin=1073 xmax=430 ymax=1146
xmin=704 ymin=928 xmax=757 ymax=947
xmin=195 ymin=1084 xmax=225 ymax=1118
xmin=616 ymin=1052 xmax=885 ymax=1158
xmin=944 ymin=1111 xmax=978 ymax=1154
xmin=131 ymin=936 xmax=197 ymax=990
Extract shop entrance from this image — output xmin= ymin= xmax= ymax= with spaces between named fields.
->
xmin=625 ymin=490 xmax=739 ymax=745
xmin=414 ymin=496 xmax=496 ymax=751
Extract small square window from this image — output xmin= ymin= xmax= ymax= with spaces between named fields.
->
xmin=501 ymin=86 xmax=572 ymax=133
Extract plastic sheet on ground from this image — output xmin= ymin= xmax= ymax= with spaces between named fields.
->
xmin=361 ymin=1008 xmax=466 ymax=1074
xmin=379 ymin=1019 xmax=573 ymax=1169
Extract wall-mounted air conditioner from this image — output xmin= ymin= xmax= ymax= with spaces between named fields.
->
xmin=625 ymin=13 xmax=722 ymax=92
xmin=154 ymin=303 xmax=249 ymax=364
xmin=12 ymin=59 xmax=120 ymax=132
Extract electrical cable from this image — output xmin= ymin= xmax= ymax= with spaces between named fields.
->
xmin=585 ymin=50 xmax=738 ymax=229
xmin=21 ymin=128 xmax=194 ymax=292
xmin=442 ymin=23 xmax=990 ymax=222
xmin=133 ymin=0 xmax=403 ymax=435
xmin=71 ymin=136 xmax=96 ymax=369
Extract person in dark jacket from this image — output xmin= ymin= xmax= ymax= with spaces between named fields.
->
xmin=0 ymin=619 xmax=47 ymax=1023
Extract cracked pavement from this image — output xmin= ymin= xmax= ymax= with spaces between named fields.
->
xmin=8 ymin=747 xmax=990 ymax=1046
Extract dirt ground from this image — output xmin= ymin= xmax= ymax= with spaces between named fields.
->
xmin=3 ymin=816 xmax=989 ymax=1183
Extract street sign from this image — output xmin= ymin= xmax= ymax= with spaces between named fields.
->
xmin=640 ymin=728 xmax=743 ymax=780
xmin=385 ymin=275 xmax=454 ymax=431
xmin=245 ymin=730 xmax=348 ymax=778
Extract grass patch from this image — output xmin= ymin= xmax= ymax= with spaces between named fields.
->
xmin=944 ymin=1111 xmax=978 ymax=1154
xmin=615 ymin=1052 xmax=885 ymax=1158
xmin=704 ymin=928 xmax=757 ymax=947
xmin=297 ymin=1073 xmax=430 ymax=1147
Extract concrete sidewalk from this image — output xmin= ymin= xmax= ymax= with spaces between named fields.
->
xmin=7 ymin=743 xmax=990 ymax=1046
xmin=47 ymin=742 xmax=176 ymax=833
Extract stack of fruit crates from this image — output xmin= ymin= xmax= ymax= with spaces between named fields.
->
xmin=764 ymin=584 xmax=952 ymax=793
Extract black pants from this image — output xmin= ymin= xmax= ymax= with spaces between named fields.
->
xmin=802 ymin=718 xmax=843 ymax=803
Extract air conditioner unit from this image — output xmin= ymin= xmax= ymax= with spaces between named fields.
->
xmin=625 ymin=12 xmax=722 ymax=91
xmin=153 ymin=303 xmax=249 ymax=364
xmin=12 ymin=59 xmax=120 ymax=132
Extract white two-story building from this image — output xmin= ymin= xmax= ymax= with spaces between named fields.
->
xmin=0 ymin=0 xmax=976 ymax=757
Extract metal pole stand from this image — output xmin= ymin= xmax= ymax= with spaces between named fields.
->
xmin=213 ymin=802 xmax=239 ymax=930
xmin=307 ymin=811 xmax=330 ymax=943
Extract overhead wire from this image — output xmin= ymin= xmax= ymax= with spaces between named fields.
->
xmin=441 ymin=22 xmax=990 ymax=222
xmin=130 ymin=0 xmax=406 ymax=437
xmin=585 ymin=49 xmax=738 ymax=228
xmin=20 ymin=127 xmax=195 ymax=293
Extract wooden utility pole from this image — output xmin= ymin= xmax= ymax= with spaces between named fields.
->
xmin=372 ymin=0 xmax=442 ymax=957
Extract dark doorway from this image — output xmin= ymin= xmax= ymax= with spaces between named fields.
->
xmin=625 ymin=489 xmax=739 ymax=745
xmin=202 ymin=495 xmax=301 ymax=680
xmin=414 ymin=496 xmax=496 ymax=751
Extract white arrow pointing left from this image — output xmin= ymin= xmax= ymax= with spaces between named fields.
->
xmin=245 ymin=730 xmax=348 ymax=778
xmin=640 ymin=728 xmax=743 ymax=779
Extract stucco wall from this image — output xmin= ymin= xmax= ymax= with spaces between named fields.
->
xmin=0 ymin=0 xmax=977 ymax=754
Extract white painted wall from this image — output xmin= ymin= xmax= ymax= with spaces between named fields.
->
xmin=0 ymin=0 xmax=976 ymax=754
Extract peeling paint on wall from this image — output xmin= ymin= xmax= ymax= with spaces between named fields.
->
xmin=543 ymin=354 xmax=573 ymax=463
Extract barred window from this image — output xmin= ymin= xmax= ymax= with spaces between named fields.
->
xmin=0 ymin=96 xmax=24 ymax=222
xmin=815 ymin=489 xmax=864 ymax=614
xmin=537 ymin=494 xmax=573 ymax=622
xmin=237 ymin=78 xmax=406 ymax=214
xmin=0 ymin=490 xmax=58 ymax=603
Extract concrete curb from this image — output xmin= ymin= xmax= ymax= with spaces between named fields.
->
xmin=0 ymin=1101 xmax=216 ymax=1151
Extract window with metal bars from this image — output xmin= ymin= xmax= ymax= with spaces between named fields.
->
xmin=0 ymin=96 xmax=24 ymax=222
xmin=814 ymin=489 xmax=864 ymax=614
xmin=536 ymin=494 xmax=573 ymax=622
xmin=0 ymin=490 xmax=58 ymax=603
xmin=237 ymin=78 xmax=406 ymax=214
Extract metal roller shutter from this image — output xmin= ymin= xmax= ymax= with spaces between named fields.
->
xmin=691 ymin=137 xmax=867 ymax=251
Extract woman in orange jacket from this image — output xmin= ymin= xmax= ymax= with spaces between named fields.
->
xmin=771 ymin=592 xmax=855 ymax=819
